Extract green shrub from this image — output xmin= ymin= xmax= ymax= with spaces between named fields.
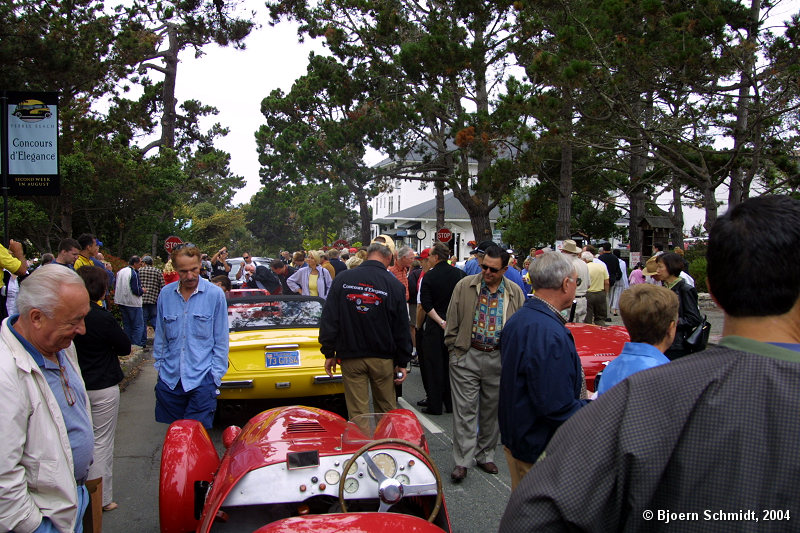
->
xmin=689 ymin=256 xmax=708 ymax=293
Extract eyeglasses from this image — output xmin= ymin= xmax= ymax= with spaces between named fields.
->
xmin=481 ymin=264 xmax=503 ymax=274
xmin=59 ymin=365 xmax=76 ymax=406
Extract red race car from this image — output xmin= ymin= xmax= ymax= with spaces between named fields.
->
xmin=159 ymin=407 xmax=451 ymax=533
xmin=568 ymin=323 xmax=630 ymax=392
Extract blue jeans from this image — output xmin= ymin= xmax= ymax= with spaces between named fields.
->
xmin=155 ymin=373 xmax=219 ymax=429
xmin=119 ymin=305 xmax=146 ymax=347
xmin=142 ymin=303 xmax=158 ymax=330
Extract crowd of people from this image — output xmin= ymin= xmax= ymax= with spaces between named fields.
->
xmin=3 ymin=195 xmax=798 ymax=532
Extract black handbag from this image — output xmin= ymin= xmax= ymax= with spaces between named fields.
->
xmin=685 ymin=314 xmax=711 ymax=353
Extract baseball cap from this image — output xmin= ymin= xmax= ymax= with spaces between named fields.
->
xmin=475 ymin=240 xmax=496 ymax=254
xmin=371 ymin=235 xmax=397 ymax=255
xmin=417 ymin=248 xmax=431 ymax=260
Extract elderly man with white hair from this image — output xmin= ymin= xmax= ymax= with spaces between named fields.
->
xmin=498 ymin=251 xmax=587 ymax=490
xmin=0 ymin=265 xmax=94 ymax=532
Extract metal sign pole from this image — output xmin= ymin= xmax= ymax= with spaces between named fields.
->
xmin=1 ymin=91 xmax=8 ymax=247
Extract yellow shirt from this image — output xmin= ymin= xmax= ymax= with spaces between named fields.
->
xmin=586 ymin=261 xmax=609 ymax=292
xmin=0 ymin=245 xmax=21 ymax=289
xmin=308 ymin=271 xmax=319 ymax=296
xmin=73 ymin=255 xmax=94 ymax=270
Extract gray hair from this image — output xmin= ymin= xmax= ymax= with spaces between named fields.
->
xmin=366 ymin=242 xmax=393 ymax=260
xmin=397 ymin=245 xmax=415 ymax=259
xmin=580 ymin=251 xmax=594 ymax=262
xmin=531 ymin=251 xmax=575 ymax=290
xmin=17 ymin=265 xmax=86 ymax=318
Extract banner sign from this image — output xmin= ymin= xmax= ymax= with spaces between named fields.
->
xmin=4 ymin=91 xmax=60 ymax=195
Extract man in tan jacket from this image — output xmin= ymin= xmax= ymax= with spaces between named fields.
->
xmin=444 ymin=243 xmax=525 ymax=482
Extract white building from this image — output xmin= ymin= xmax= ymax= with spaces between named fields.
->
xmin=372 ymin=190 xmax=501 ymax=260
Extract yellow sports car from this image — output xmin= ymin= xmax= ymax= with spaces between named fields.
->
xmin=218 ymin=293 xmax=344 ymax=409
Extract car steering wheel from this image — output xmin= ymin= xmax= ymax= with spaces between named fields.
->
xmin=338 ymin=438 xmax=443 ymax=522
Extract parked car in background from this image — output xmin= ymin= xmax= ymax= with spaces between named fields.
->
xmin=568 ymin=323 xmax=630 ymax=392
xmin=227 ymin=256 xmax=272 ymax=288
xmin=217 ymin=294 xmax=344 ymax=420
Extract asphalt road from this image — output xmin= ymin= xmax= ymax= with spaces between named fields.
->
xmin=103 ymin=303 xmax=726 ymax=533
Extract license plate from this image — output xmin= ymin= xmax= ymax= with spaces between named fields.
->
xmin=265 ymin=350 xmax=300 ymax=368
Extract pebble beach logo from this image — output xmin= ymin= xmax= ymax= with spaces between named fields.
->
xmin=12 ymin=99 xmax=52 ymax=123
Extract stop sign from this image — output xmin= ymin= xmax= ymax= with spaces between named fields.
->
xmin=164 ymin=235 xmax=183 ymax=253
xmin=436 ymin=227 xmax=453 ymax=242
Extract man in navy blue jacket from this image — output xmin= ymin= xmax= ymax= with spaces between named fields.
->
xmin=498 ymin=251 xmax=586 ymax=490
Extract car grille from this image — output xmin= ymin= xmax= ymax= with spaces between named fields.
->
xmin=287 ymin=421 xmax=325 ymax=433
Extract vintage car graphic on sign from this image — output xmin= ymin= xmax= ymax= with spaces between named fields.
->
xmin=12 ymin=99 xmax=52 ymax=122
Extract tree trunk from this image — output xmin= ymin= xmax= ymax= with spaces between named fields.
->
xmin=627 ymin=93 xmax=651 ymax=255
xmin=60 ymin=196 xmax=73 ymax=241
xmin=727 ymin=0 xmax=759 ymax=207
xmin=669 ymin=175 xmax=684 ymax=248
xmin=357 ymin=193 xmax=371 ymax=245
xmin=556 ymin=89 xmax=573 ymax=240
xmin=702 ymin=182 xmax=719 ymax=233
xmin=161 ymin=25 xmax=179 ymax=151
xmin=435 ymin=179 xmax=446 ymax=230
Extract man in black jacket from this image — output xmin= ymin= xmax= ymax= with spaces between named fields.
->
xmin=596 ymin=242 xmax=622 ymax=320
xmin=270 ymin=259 xmax=297 ymax=294
xmin=320 ymin=242 xmax=412 ymax=419
xmin=420 ymin=242 xmax=465 ymax=414
xmin=244 ymin=263 xmax=282 ymax=294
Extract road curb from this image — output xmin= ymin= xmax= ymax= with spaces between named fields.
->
xmin=119 ymin=346 xmax=150 ymax=392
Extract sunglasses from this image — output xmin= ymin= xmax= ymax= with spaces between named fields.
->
xmin=481 ymin=264 xmax=504 ymax=274
xmin=174 ymin=242 xmax=197 ymax=251
xmin=59 ymin=365 xmax=76 ymax=406
xmin=243 ymin=256 xmax=250 ymax=260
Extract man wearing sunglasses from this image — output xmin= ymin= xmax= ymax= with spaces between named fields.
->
xmin=236 ymin=252 xmax=255 ymax=284
xmin=444 ymin=243 xmax=525 ymax=482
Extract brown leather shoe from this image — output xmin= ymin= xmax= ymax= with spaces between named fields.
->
xmin=451 ymin=465 xmax=467 ymax=483
xmin=476 ymin=461 xmax=499 ymax=474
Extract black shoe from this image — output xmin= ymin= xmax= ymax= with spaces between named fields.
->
xmin=604 ymin=318 xmax=612 ymax=322
xmin=420 ymin=407 xmax=442 ymax=415
xmin=444 ymin=406 xmax=452 ymax=414
xmin=417 ymin=399 xmax=428 ymax=407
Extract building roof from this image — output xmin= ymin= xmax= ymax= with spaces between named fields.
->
xmin=373 ymin=193 xmax=501 ymax=224
xmin=638 ymin=216 xmax=675 ymax=229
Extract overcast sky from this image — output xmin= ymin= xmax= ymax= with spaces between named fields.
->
xmin=172 ymin=0 xmax=800 ymax=230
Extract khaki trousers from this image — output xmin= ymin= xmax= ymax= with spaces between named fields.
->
xmin=504 ymin=446 xmax=533 ymax=491
xmin=341 ymin=357 xmax=396 ymax=419
xmin=449 ymin=346 xmax=501 ymax=467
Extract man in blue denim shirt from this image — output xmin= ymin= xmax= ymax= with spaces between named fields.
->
xmin=154 ymin=245 xmax=228 ymax=429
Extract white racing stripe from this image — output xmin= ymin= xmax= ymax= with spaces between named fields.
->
xmin=398 ymin=397 xmax=444 ymax=434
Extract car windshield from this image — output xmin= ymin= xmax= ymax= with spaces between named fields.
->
xmin=342 ymin=413 xmax=425 ymax=448
xmin=227 ymin=295 xmax=324 ymax=331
